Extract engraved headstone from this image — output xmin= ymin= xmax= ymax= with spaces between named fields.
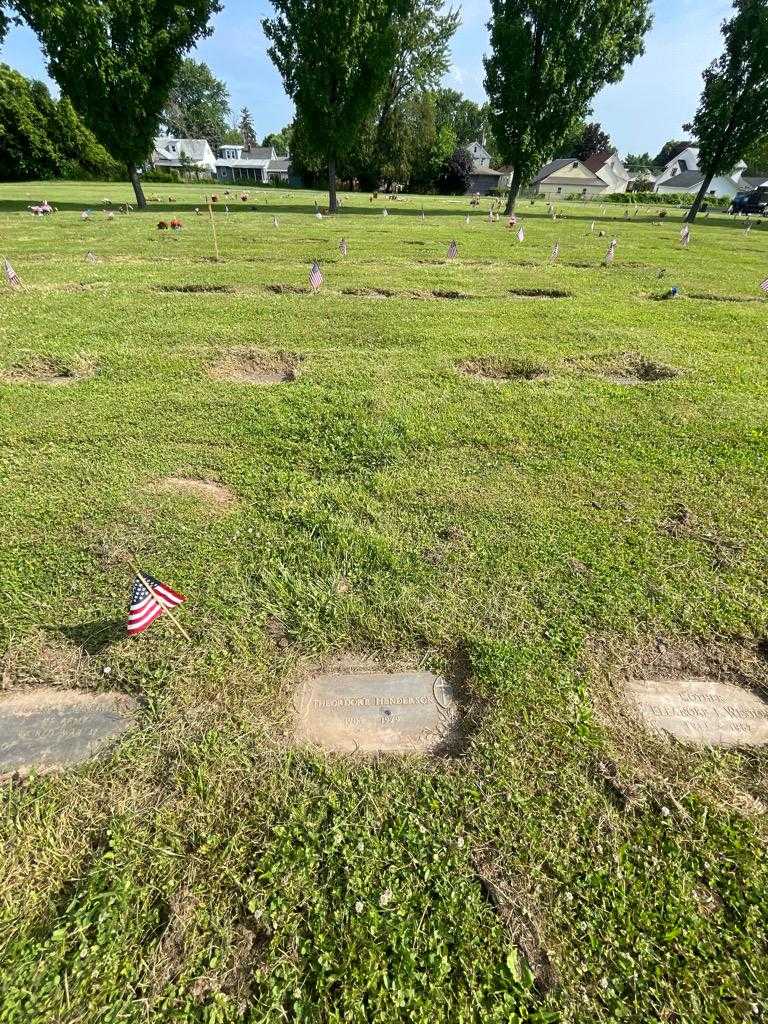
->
xmin=295 ymin=670 xmax=459 ymax=753
xmin=625 ymin=677 xmax=768 ymax=747
xmin=0 ymin=688 xmax=138 ymax=775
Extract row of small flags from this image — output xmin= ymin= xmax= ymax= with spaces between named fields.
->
xmin=5 ymin=243 xmax=768 ymax=293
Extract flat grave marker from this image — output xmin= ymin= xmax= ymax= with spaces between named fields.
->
xmin=0 ymin=688 xmax=138 ymax=775
xmin=295 ymin=670 xmax=460 ymax=754
xmin=625 ymin=676 xmax=768 ymax=747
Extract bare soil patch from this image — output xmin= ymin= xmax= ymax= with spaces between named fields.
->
xmin=264 ymin=283 xmax=310 ymax=295
xmin=457 ymin=357 xmax=549 ymax=382
xmin=208 ymin=349 xmax=302 ymax=385
xmin=509 ymin=287 xmax=572 ymax=299
xmin=473 ymin=853 xmax=558 ymax=995
xmin=155 ymin=476 xmax=236 ymax=511
xmin=341 ymin=287 xmax=396 ymax=298
xmin=431 ymin=289 xmax=473 ymax=300
xmin=688 ymin=292 xmax=765 ymax=304
xmin=156 ymin=284 xmax=231 ymax=294
xmin=0 ymin=354 xmax=96 ymax=386
xmin=569 ymin=351 xmax=680 ymax=384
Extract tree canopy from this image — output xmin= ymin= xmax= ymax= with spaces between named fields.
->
xmin=238 ymin=107 xmax=257 ymax=147
xmin=684 ymin=0 xmax=768 ymax=221
xmin=484 ymin=0 xmax=652 ymax=211
xmin=17 ymin=0 xmax=221 ymax=206
xmin=0 ymin=63 xmax=120 ymax=181
xmin=561 ymin=121 xmax=612 ymax=161
xmin=263 ymin=0 xmax=415 ymax=211
xmin=653 ymin=139 xmax=694 ymax=168
xmin=161 ymin=57 xmax=231 ymax=152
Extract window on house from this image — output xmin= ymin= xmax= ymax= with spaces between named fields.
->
xmin=557 ymin=187 xmax=562 ymax=193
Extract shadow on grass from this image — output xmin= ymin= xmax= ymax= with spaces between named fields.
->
xmin=59 ymin=619 xmax=126 ymax=655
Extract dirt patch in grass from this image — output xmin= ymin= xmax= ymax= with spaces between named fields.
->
xmin=341 ymin=287 xmax=396 ymax=298
xmin=687 ymin=292 xmax=765 ymax=304
xmin=0 ymin=354 xmax=96 ymax=386
xmin=660 ymin=503 xmax=743 ymax=567
xmin=154 ymin=476 xmax=236 ymax=511
xmin=569 ymin=351 xmax=680 ymax=384
xmin=156 ymin=284 xmax=231 ymax=294
xmin=2 ymin=633 xmax=99 ymax=691
xmin=473 ymin=853 xmax=558 ymax=995
xmin=430 ymin=289 xmax=473 ymax=300
xmin=509 ymin=287 xmax=572 ymax=299
xmin=264 ymin=283 xmax=309 ymax=295
xmin=208 ymin=349 xmax=302 ymax=384
xmin=457 ymin=357 xmax=549 ymax=382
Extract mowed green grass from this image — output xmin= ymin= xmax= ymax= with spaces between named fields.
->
xmin=1 ymin=179 xmax=767 ymax=1024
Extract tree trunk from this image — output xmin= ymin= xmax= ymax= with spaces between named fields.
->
xmin=686 ymin=170 xmax=715 ymax=223
xmin=128 ymin=163 xmax=147 ymax=209
xmin=504 ymin=167 xmax=522 ymax=214
xmin=328 ymin=157 xmax=338 ymax=214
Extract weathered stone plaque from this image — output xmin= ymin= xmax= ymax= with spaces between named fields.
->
xmin=0 ymin=688 xmax=138 ymax=775
xmin=295 ymin=670 xmax=459 ymax=753
xmin=625 ymin=677 xmax=768 ymax=747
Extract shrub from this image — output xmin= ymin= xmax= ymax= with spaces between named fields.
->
xmin=142 ymin=168 xmax=181 ymax=183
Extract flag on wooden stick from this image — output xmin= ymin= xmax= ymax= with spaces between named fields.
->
xmin=760 ymin=276 xmax=768 ymax=294
xmin=339 ymin=237 xmax=348 ymax=256
xmin=680 ymin=225 xmax=690 ymax=247
xmin=604 ymin=238 xmax=617 ymax=265
xmin=3 ymin=258 xmax=20 ymax=288
xmin=309 ymin=260 xmax=324 ymax=292
xmin=127 ymin=571 xmax=187 ymax=638
xmin=447 ymin=239 xmax=458 ymax=259
xmin=550 ymin=240 xmax=560 ymax=262
xmin=516 ymin=225 xmax=525 ymax=242
xmin=273 ymin=216 xmax=279 ymax=228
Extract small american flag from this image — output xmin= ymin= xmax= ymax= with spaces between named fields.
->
xmin=516 ymin=225 xmax=525 ymax=242
xmin=273 ymin=216 xmax=279 ymax=228
xmin=680 ymin=225 xmax=690 ymax=247
xmin=488 ymin=209 xmax=493 ymax=223
xmin=465 ymin=215 xmax=470 ymax=225
xmin=86 ymin=251 xmax=99 ymax=264
xmin=447 ymin=239 xmax=458 ymax=259
xmin=3 ymin=259 xmax=20 ymax=288
xmin=383 ymin=208 xmax=388 ymax=217
xmin=760 ymin=276 xmax=768 ymax=294
xmin=745 ymin=222 xmax=752 ymax=234
xmin=309 ymin=260 xmax=324 ymax=291
xmin=550 ymin=240 xmax=560 ymax=262
xmin=604 ymin=238 xmax=617 ymax=265
xmin=590 ymin=221 xmax=595 ymax=233
xmin=339 ymin=237 xmax=348 ymax=256
xmin=421 ymin=208 xmax=425 ymax=221
xmin=128 ymin=572 xmax=186 ymax=637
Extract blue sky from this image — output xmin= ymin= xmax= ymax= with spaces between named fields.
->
xmin=2 ymin=0 xmax=733 ymax=156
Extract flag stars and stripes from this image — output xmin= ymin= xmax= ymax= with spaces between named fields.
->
xmin=310 ymin=260 xmax=324 ymax=291
xmin=127 ymin=573 xmax=186 ymax=637
xmin=550 ymin=240 xmax=560 ymax=262
xmin=447 ymin=239 xmax=458 ymax=259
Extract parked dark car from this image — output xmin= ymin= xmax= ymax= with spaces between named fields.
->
xmin=730 ymin=187 xmax=768 ymax=215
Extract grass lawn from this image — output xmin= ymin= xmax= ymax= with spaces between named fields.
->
xmin=1 ymin=179 xmax=767 ymax=1024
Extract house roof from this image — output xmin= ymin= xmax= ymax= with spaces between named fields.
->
xmin=470 ymin=164 xmax=502 ymax=177
xmin=656 ymin=171 xmax=705 ymax=189
xmin=741 ymin=176 xmax=768 ymax=190
xmin=532 ymin=158 xmax=605 ymax=187
xmin=154 ymin=137 xmax=213 ymax=164
xmin=583 ymin=150 xmax=617 ymax=173
xmin=268 ymin=158 xmax=291 ymax=171
xmin=241 ymin=146 xmax=277 ymax=161
xmin=216 ymin=158 xmax=271 ymax=169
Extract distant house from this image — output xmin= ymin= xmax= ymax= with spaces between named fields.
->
xmin=463 ymin=140 xmax=503 ymax=195
xmin=152 ymin=137 xmax=218 ymax=177
xmin=529 ymin=158 xmax=606 ymax=199
xmin=654 ymin=145 xmax=747 ymax=198
xmin=583 ymin=150 xmax=630 ymax=193
xmin=215 ymin=144 xmax=291 ymax=184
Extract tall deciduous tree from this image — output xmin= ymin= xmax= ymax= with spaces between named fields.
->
xmin=161 ymin=58 xmax=231 ymax=152
xmin=653 ymin=139 xmax=694 ymax=169
xmin=572 ymin=122 xmax=611 ymax=160
xmin=263 ymin=0 xmax=415 ymax=212
xmin=744 ymin=135 xmax=768 ymax=175
xmin=17 ymin=0 xmax=221 ymax=208
xmin=483 ymin=0 xmax=652 ymax=212
xmin=684 ymin=0 xmax=768 ymax=222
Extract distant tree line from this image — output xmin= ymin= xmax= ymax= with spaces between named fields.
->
xmin=0 ymin=0 xmax=766 ymax=216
